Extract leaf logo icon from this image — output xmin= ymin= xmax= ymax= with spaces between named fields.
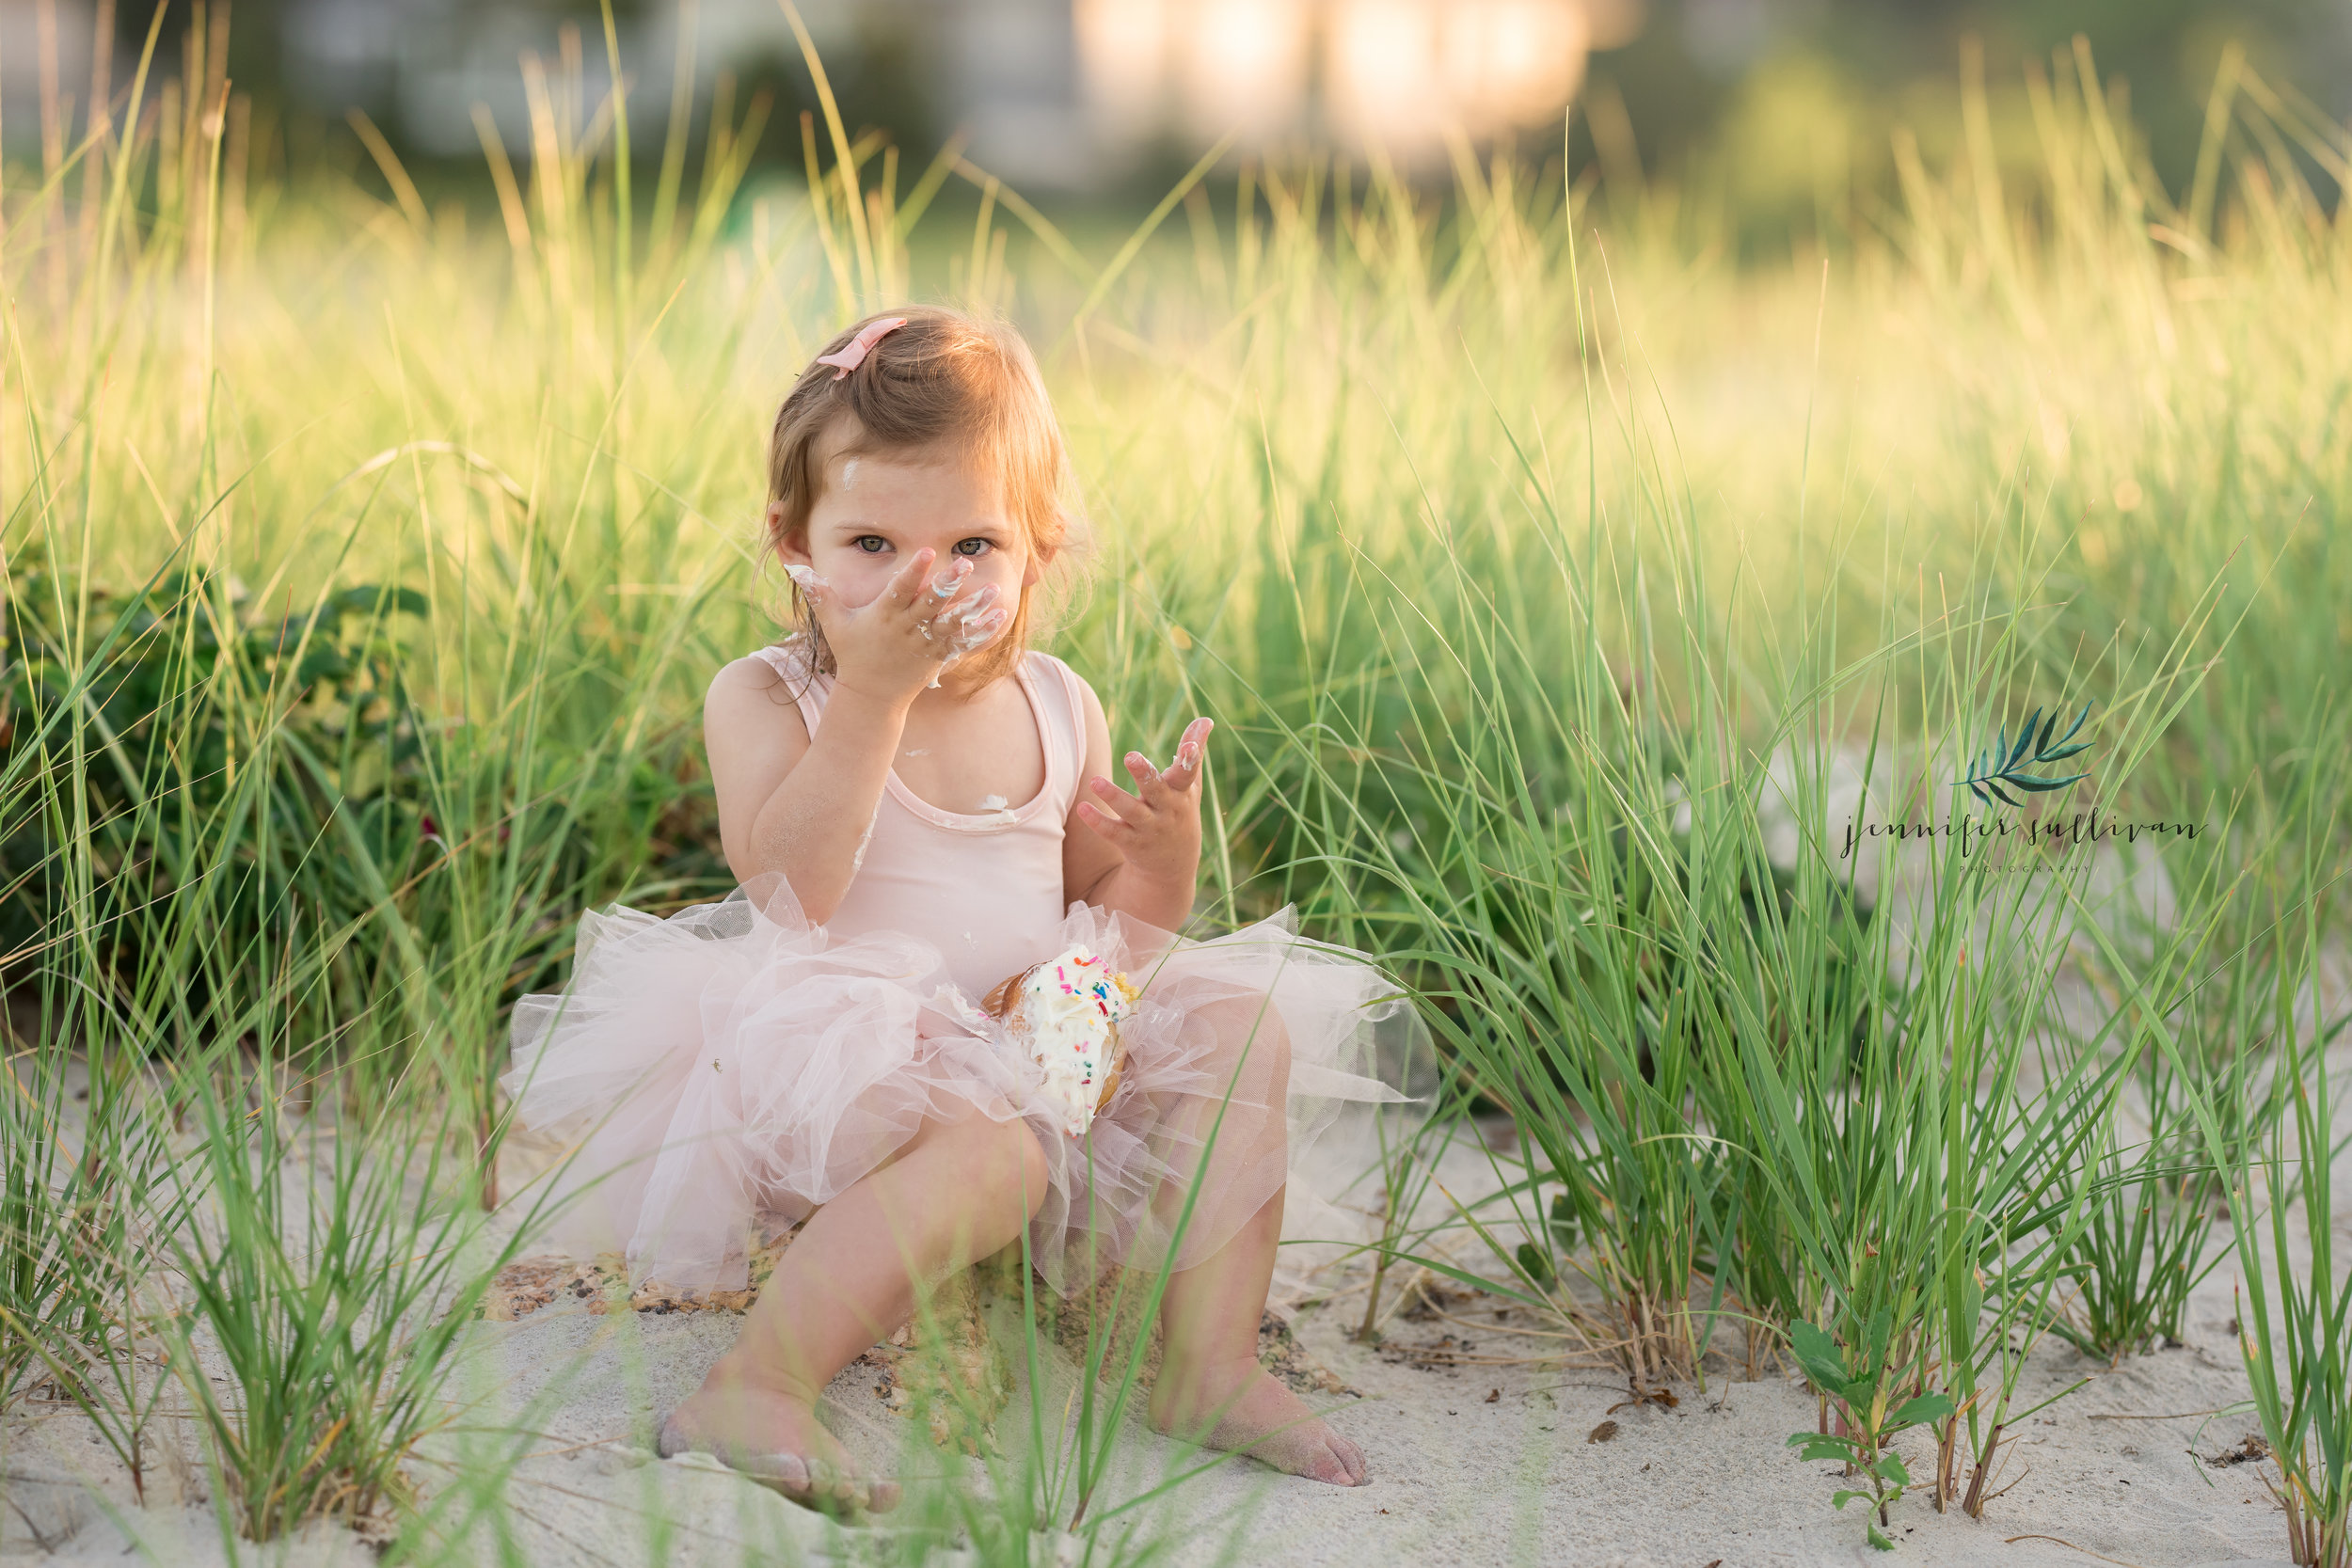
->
xmin=1951 ymin=700 xmax=2095 ymax=809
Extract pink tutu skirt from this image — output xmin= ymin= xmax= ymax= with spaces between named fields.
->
xmin=500 ymin=876 xmax=1429 ymax=1297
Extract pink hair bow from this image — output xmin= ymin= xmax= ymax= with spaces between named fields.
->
xmin=815 ymin=316 xmax=908 ymax=380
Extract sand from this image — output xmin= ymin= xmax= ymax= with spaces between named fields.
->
xmin=6 ymin=844 xmax=2342 ymax=1568
xmin=2 ymin=1095 xmax=2333 ymax=1568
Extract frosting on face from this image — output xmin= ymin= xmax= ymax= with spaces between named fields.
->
xmin=926 ymin=593 xmax=1009 ymax=688
xmin=1011 ymin=944 xmax=1139 ymax=1136
xmin=779 ymin=559 xmax=1006 ymax=689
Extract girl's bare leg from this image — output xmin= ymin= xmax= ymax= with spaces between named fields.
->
xmin=658 ymin=1106 xmax=1046 ymax=1509
xmin=1145 ymin=995 xmax=1365 ymax=1484
xmin=1149 ymin=1187 xmax=1369 ymax=1486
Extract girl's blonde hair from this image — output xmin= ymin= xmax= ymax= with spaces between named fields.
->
xmin=764 ymin=306 xmax=1084 ymax=689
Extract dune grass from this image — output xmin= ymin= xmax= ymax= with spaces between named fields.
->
xmin=3 ymin=11 xmax=2350 ymax=1563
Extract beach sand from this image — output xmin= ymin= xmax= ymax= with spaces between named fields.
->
xmin=1 ymin=1101 xmax=2327 ymax=1568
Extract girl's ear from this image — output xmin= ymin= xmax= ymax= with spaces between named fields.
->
xmin=1021 ymin=522 xmax=1059 ymax=590
xmin=769 ymin=502 xmax=812 ymax=566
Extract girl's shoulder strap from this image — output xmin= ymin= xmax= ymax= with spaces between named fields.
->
xmin=1023 ymin=650 xmax=1090 ymax=780
xmin=748 ymin=637 xmax=829 ymax=733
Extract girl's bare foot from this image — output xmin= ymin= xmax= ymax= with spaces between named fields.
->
xmin=657 ymin=1377 xmax=900 ymax=1512
xmin=1148 ymin=1360 xmax=1368 ymax=1486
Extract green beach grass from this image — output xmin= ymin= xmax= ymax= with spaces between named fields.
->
xmin=4 ymin=15 xmax=2349 ymax=1564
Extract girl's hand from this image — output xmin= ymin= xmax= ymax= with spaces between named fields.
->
xmin=1075 ymin=718 xmax=1213 ymax=892
xmin=802 ymin=548 xmax=1007 ymax=705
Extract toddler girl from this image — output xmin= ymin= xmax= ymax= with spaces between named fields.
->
xmin=502 ymin=307 xmax=1423 ymax=1511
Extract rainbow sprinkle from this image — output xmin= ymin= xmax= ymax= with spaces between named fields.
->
xmin=1015 ymin=945 xmax=1139 ymax=1136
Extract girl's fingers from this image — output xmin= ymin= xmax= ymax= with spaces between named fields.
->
xmin=927 ymin=556 xmax=977 ymax=604
xmin=1164 ymin=718 xmax=1215 ymax=790
xmin=945 ymin=581 xmax=1001 ymax=625
xmin=885 ymin=547 xmax=937 ymax=609
xmin=1114 ymin=718 xmax=1216 ymax=801
xmin=1087 ymin=774 xmax=1140 ymax=825
xmin=1123 ymin=751 xmax=1164 ymax=801
xmin=1074 ymin=800 xmax=1132 ymax=841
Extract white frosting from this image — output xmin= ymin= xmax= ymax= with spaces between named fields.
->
xmin=778 ymin=562 xmax=999 ymax=688
xmin=850 ymin=808 xmax=877 ymax=874
xmin=926 ymin=598 xmax=1008 ymax=688
xmin=1010 ymin=945 xmax=1136 ymax=1136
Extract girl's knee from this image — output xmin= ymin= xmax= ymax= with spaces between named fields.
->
xmin=936 ymin=1110 xmax=1049 ymax=1216
xmin=1003 ymin=1118 xmax=1050 ymax=1217
xmin=1011 ymin=1123 xmax=1049 ymax=1222
xmin=1206 ymin=999 xmax=1292 ymax=1095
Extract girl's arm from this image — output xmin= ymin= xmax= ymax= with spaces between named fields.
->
xmin=1063 ymin=675 xmax=1214 ymax=934
xmin=708 ymin=546 xmax=993 ymax=924
xmin=705 ymin=658 xmax=901 ymax=925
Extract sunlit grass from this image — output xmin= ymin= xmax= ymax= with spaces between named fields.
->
xmin=3 ymin=15 xmax=2349 ymax=1564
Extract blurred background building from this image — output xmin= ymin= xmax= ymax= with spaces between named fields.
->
xmin=6 ymin=0 xmax=2348 ymax=200
xmin=4 ymin=0 xmax=1645 ymax=187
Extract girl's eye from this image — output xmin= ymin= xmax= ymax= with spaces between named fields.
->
xmin=851 ymin=540 xmax=988 ymax=557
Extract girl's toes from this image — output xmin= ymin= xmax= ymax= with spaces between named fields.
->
xmin=1330 ymin=1430 xmax=1369 ymax=1486
xmin=803 ymin=1454 xmax=850 ymax=1500
xmin=743 ymin=1450 xmax=812 ymax=1493
xmin=1304 ymin=1446 xmax=1356 ymax=1486
xmin=655 ymin=1403 xmax=717 ymax=1459
xmin=866 ymin=1475 xmax=903 ymax=1513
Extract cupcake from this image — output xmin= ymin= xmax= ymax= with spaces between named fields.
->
xmin=983 ymin=945 xmax=1141 ymax=1136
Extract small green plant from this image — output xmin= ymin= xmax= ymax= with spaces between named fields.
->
xmin=162 ymin=1050 xmax=554 ymax=1542
xmin=0 ymin=1033 xmax=199 ymax=1504
xmin=1343 ymin=1049 xmax=1454 ymax=1344
xmin=2223 ymin=977 xmax=2351 ymax=1568
xmin=1786 ymin=1317 xmax=1955 ymax=1550
xmin=2054 ymin=1040 xmax=2248 ymax=1365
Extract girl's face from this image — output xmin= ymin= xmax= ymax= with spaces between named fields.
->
xmin=775 ymin=428 xmax=1041 ymax=634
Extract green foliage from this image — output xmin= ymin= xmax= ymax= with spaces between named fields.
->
xmin=2195 ymin=887 xmax=2352 ymax=1567
xmin=2053 ymin=1044 xmax=2242 ymax=1364
xmin=3 ymin=563 xmax=429 ymax=961
xmin=1787 ymin=1317 xmax=1956 ymax=1547
xmin=4 ymin=14 xmax=2351 ymax=1562
xmin=0 ymin=1042 xmax=199 ymax=1502
xmin=2240 ymin=1038 xmax=2352 ymax=1568
xmin=162 ymin=1065 xmax=552 ymax=1541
